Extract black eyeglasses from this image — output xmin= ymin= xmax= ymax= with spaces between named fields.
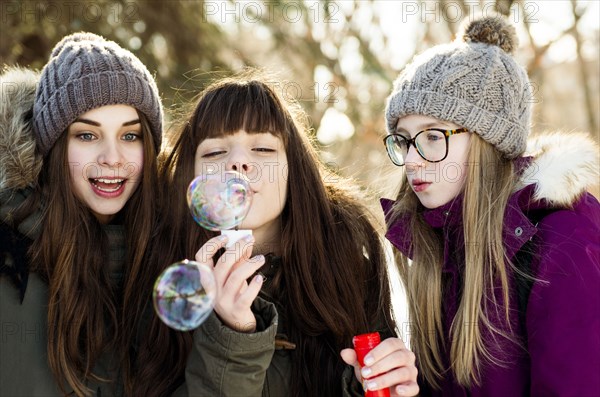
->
xmin=383 ymin=128 xmax=469 ymax=166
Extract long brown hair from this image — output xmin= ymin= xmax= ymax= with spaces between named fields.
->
xmin=391 ymin=134 xmax=518 ymax=388
xmin=22 ymin=111 xmax=183 ymax=396
xmin=156 ymin=71 xmax=394 ymax=396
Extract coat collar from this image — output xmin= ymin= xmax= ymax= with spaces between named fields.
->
xmin=382 ymin=187 xmax=537 ymax=266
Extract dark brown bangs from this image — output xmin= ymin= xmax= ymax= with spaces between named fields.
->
xmin=194 ymin=80 xmax=292 ymax=146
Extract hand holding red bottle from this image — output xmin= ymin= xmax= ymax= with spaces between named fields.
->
xmin=341 ymin=333 xmax=419 ymax=397
xmin=353 ymin=333 xmax=391 ymax=397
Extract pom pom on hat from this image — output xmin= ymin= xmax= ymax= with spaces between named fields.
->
xmin=461 ymin=16 xmax=518 ymax=54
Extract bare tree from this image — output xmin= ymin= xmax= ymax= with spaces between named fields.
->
xmin=571 ymin=0 xmax=598 ymax=133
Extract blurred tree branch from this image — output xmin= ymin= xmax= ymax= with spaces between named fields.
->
xmin=570 ymin=0 xmax=597 ymax=133
xmin=0 ymin=0 xmax=232 ymax=115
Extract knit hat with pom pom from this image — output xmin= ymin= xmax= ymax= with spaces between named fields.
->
xmin=385 ymin=17 xmax=531 ymax=158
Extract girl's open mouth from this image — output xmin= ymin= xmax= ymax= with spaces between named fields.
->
xmin=89 ymin=178 xmax=127 ymax=197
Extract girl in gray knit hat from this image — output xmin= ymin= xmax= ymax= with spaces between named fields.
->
xmin=0 ymin=33 xmax=186 ymax=396
xmin=380 ymin=16 xmax=600 ymax=396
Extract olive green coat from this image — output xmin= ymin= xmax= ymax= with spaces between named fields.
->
xmin=172 ymin=252 xmax=394 ymax=397
xmin=0 ymin=191 xmax=129 ymax=396
xmin=0 ymin=67 xmax=130 ymax=396
xmin=174 ymin=296 xmax=372 ymax=397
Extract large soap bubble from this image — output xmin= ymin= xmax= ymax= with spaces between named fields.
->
xmin=153 ymin=260 xmax=217 ymax=331
xmin=187 ymin=172 xmax=254 ymax=231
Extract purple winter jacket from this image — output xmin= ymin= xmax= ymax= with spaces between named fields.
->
xmin=382 ymin=134 xmax=600 ymax=397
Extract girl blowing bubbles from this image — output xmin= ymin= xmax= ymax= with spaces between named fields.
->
xmin=381 ymin=16 xmax=600 ymax=396
xmin=0 ymin=33 xmax=185 ymax=396
xmin=156 ymin=73 xmax=419 ymax=396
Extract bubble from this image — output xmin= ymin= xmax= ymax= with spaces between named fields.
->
xmin=153 ymin=260 xmax=217 ymax=331
xmin=187 ymin=172 xmax=254 ymax=231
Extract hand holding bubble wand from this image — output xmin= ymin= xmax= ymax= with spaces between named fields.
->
xmin=153 ymin=171 xmax=254 ymax=331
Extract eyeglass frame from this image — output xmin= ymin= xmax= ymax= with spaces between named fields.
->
xmin=383 ymin=127 xmax=470 ymax=166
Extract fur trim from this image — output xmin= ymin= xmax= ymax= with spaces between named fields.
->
xmin=519 ymin=132 xmax=600 ymax=207
xmin=0 ymin=67 xmax=42 ymax=190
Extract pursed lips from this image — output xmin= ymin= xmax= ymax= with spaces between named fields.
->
xmin=410 ymin=179 xmax=432 ymax=192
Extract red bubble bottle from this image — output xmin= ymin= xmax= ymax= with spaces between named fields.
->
xmin=352 ymin=332 xmax=391 ymax=397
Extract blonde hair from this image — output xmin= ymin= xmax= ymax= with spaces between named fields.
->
xmin=392 ymin=134 xmax=520 ymax=388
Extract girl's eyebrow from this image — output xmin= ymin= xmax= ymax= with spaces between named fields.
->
xmin=73 ymin=118 xmax=140 ymax=127
xmin=122 ymin=119 xmax=140 ymax=126
xmin=73 ymin=118 xmax=100 ymax=126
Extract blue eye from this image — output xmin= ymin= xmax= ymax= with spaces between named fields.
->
xmin=123 ymin=132 xmax=141 ymax=141
xmin=77 ymin=132 xmax=95 ymax=141
xmin=426 ymin=132 xmax=443 ymax=141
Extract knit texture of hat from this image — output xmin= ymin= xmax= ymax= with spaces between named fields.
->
xmin=33 ymin=32 xmax=162 ymax=155
xmin=385 ymin=17 xmax=532 ymax=159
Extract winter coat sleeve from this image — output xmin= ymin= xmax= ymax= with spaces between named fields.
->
xmin=174 ymin=296 xmax=278 ymax=397
xmin=527 ymin=194 xmax=600 ymax=396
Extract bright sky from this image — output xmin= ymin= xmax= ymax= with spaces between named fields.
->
xmin=374 ymin=0 xmax=600 ymax=66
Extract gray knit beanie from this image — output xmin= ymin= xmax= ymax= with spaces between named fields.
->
xmin=385 ymin=17 xmax=531 ymax=159
xmin=33 ymin=32 xmax=163 ymax=155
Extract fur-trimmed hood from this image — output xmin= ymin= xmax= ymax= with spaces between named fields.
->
xmin=518 ymin=132 xmax=599 ymax=207
xmin=0 ymin=67 xmax=42 ymax=191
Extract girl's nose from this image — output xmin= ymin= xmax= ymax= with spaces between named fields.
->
xmin=230 ymin=162 xmax=249 ymax=172
xmin=226 ymin=147 xmax=254 ymax=174
xmin=97 ymin=141 xmax=123 ymax=168
xmin=404 ymin=145 xmax=425 ymax=172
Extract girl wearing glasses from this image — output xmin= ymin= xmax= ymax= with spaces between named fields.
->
xmin=379 ymin=17 xmax=600 ymax=396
